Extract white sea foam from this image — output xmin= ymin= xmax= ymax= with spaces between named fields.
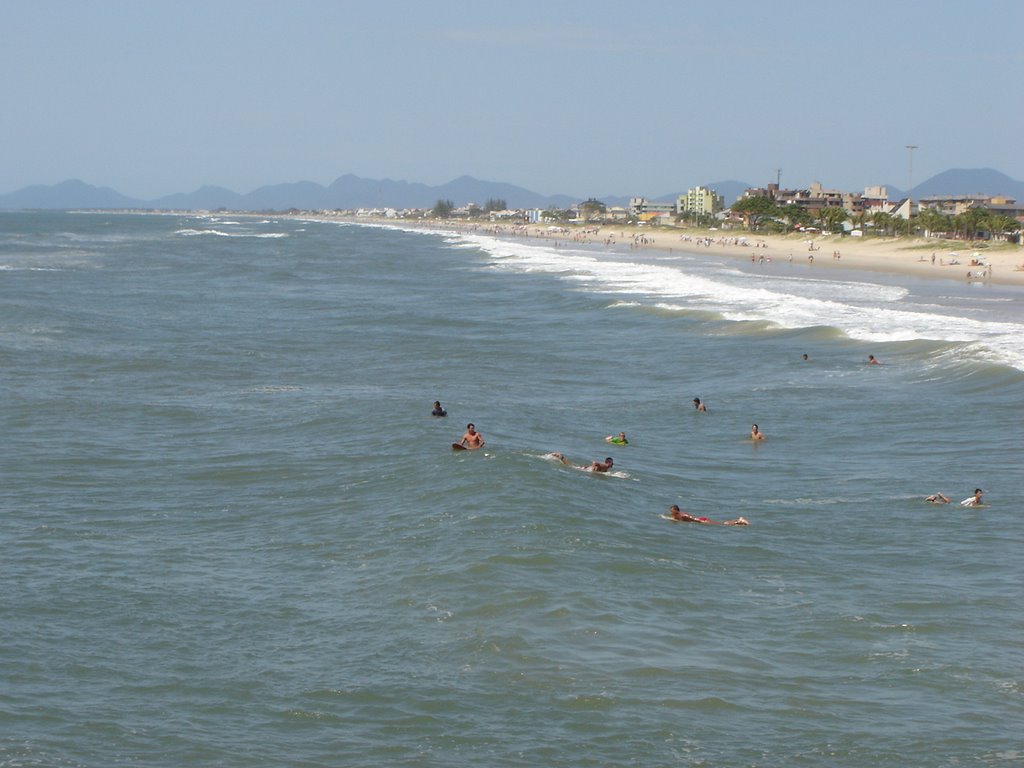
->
xmin=457 ymin=232 xmax=1024 ymax=371
xmin=175 ymin=228 xmax=288 ymax=239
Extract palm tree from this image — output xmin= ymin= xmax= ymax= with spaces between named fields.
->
xmin=871 ymin=211 xmax=895 ymax=237
xmin=782 ymin=204 xmax=812 ymax=230
xmin=818 ymin=206 xmax=849 ymax=234
xmin=987 ymin=213 xmax=1019 ymax=241
xmin=917 ymin=208 xmax=950 ymax=238
xmin=954 ymin=207 xmax=990 ymax=240
xmin=852 ymin=210 xmax=870 ymax=233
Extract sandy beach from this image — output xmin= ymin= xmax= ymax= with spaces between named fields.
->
xmin=322 ymin=215 xmax=1024 ymax=288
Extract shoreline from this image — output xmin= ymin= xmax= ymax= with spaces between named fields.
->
xmin=309 ymin=214 xmax=1024 ymax=288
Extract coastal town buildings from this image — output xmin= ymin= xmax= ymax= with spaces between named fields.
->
xmin=890 ymin=198 xmax=916 ymax=220
xmin=628 ymin=197 xmax=676 ymax=219
xmin=917 ymin=194 xmax=1020 ymax=216
xmin=861 ymin=186 xmax=891 ymax=217
xmin=677 ymin=186 xmax=724 ymax=217
xmin=340 ymin=177 xmax=1022 ymax=240
xmin=739 ymin=182 xmax=863 ymax=215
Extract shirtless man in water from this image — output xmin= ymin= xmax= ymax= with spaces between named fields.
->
xmin=668 ymin=505 xmax=748 ymax=526
xmin=750 ymin=424 xmax=765 ymax=440
xmin=460 ymin=423 xmax=485 ymax=449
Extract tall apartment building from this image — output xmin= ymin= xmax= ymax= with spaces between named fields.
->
xmin=677 ymin=186 xmax=724 ymax=217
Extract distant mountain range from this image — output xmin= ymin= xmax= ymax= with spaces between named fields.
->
xmin=1 ymin=169 xmax=1022 ymax=212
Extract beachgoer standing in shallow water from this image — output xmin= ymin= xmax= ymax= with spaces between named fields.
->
xmin=432 ymin=400 xmax=447 ymax=417
xmin=693 ymin=398 xmax=707 ymax=412
xmin=750 ymin=424 xmax=765 ymax=440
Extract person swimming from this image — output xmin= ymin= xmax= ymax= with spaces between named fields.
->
xmin=605 ymin=432 xmax=629 ymax=445
xmin=750 ymin=424 xmax=765 ymax=440
xmin=432 ymin=400 xmax=447 ymax=417
xmin=960 ymin=488 xmax=984 ymax=507
xmin=692 ymin=398 xmax=706 ymax=412
xmin=667 ymin=505 xmax=748 ymax=526
xmin=925 ymin=493 xmax=950 ymax=504
xmin=550 ymin=453 xmax=614 ymax=472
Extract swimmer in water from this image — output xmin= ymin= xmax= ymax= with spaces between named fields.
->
xmin=667 ymin=505 xmax=748 ymax=526
xmin=432 ymin=400 xmax=447 ymax=417
xmin=750 ymin=424 xmax=765 ymax=440
xmin=550 ymin=453 xmax=614 ymax=472
xmin=669 ymin=505 xmax=705 ymax=523
xmin=960 ymin=488 xmax=984 ymax=507
xmin=867 ymin=354 xmax=880 ymax=365
xmin=605 ymin=432 xmax=629 ymax=445
xmin=692 ymin=398 xmax=707 ymax=412
xmin=459 ymin=423 xmax=484 ymax=450
xmin=925 ymin=493 xmax=950 ymax=504
xmin=802 ymin=353 xmax=809 ymax=361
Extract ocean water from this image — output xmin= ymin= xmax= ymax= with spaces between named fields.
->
xmin=1 ymin=211 xmax=1022 ymax=767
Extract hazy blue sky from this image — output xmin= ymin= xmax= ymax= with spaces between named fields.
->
xmin=3 ymin=1 xmax=1022 ymax=199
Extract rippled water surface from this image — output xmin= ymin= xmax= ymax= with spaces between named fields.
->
xmin=2 ymin=212 xmax=1022 ymax=767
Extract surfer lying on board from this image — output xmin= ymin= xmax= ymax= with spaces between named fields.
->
xmin=551 ymin=453 xmax=614 ymax=472
xmin=459 ymin=423 xmax=484 ymax=449
xmin=666 ymin=505 xmax=749 ymax=526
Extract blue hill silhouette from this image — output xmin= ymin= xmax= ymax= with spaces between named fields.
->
xmin=1 ymin=169 xmax=1020 ymax=211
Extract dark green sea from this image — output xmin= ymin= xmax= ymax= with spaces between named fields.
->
xmin=2 ymin=211 xmax=1022 ymax=766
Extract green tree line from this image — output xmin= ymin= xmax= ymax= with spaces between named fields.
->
xmin=730 ymin=197 xmax=1019 ymax=241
